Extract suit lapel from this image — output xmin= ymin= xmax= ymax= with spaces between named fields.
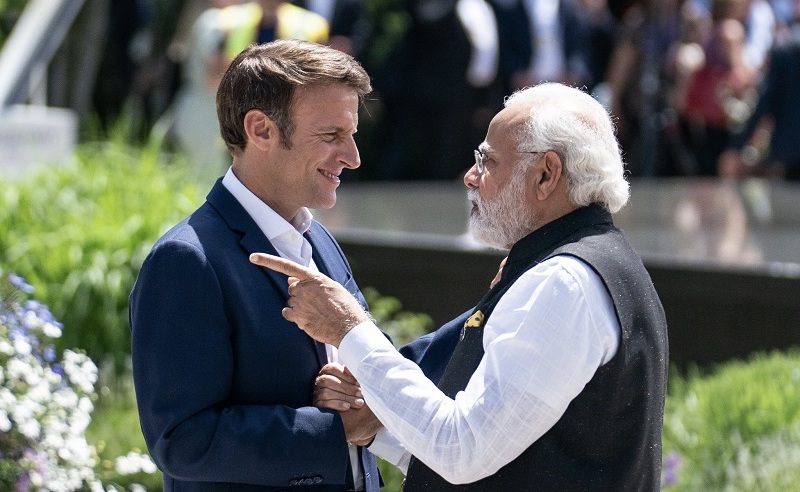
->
xmin=206 ymin=180 xmax=292 ymax=300
xmin=305 ymin=224 xmax=349 ymax=285
xmin=304 ymin=225 xmax=343 ymax=366
xmin=207 ymin=182 xmax=330 ymax=367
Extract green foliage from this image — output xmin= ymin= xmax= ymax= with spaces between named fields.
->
xmin=0 ymin=140 xmax=202 ymax=366
xmin=662 ymin=350 xmax=800 ymax=490
xmin=362 ymin=0 xmax=410 ymax=72
xmin=362 ymin=286 xmax=433 ymax=347
xmin=378 ymin=459 xmax=405 ymax=492
xmin=89 ymin=359 xmax=164 ymax=490
xmin=0 ymin=0 xmax=27 ymax=46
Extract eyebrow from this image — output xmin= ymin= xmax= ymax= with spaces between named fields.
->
xmin=315 ymin=125 xmax=356 ymax=135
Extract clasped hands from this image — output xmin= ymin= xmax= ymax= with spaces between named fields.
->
xmin=248 ymin=252 xmax=508 ymax=446
xmin=314 ymin=362 xmax=382 ymax=446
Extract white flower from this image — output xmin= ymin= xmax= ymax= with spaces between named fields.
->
xmin=42 ymin=321 xmax=63 ymax=338
xmin=53 ymin=387 xmax=79 ymax=409
xmin=13 ymin=336 xmax=32 ymax=355
xmin=28 ymin=380 xmax=52 ymax=403
xmin=2 ymin=274 xmax=155 ymax=491
xmin=63 ymin=350 xmax=98 ymax=394
xmin=7 ymin=357 xmax=30 ymax=380
xmin=0 ymin=339 xmax=13 ymax=355
xmin=29 ymin=470 xmax=44 ymax=487
xmin=19 ymin=417 xmax=41 ymax=439
xmin=115 ymin=451 xmax=158 ymax=475
xmin=0 ymin=411 xmax=11 ymax=431
xmin=78 ymin=395 xmax=94 ymax=414
xmin=22 ymin=310 xmax=42 ymax=330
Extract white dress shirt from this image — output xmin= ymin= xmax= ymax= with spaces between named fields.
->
xmin=222 ymin=168 xmax=364 ymax=489
xmin=341 ymin=255 xmax=621 ymax=484
xmin=525 ymin=0 xmax=565 ymax=83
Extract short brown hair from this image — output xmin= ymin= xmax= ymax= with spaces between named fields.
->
xmin=216 ymin=39 xmax=372 ymax=153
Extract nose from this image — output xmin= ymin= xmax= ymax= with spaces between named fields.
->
xmin=464 ymin=163 xmax=480 ymax=189
xmin=340 ymin=137 xmax=360 ymax=169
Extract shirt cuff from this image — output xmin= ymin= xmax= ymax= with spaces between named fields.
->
xmin=368 ymin=427 xmax=411 ymax=474
xmin=338 ymin=320 xmax=395 ymax=373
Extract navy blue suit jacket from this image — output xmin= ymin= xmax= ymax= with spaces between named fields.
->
xmin=399 ymin=310 xmax=470 ymax=386
xmin=130 ymin=180 xmax=380 ymax=491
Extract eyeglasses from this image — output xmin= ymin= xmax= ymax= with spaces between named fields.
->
xmin=473 ymin=149 xmax=548 ymax=175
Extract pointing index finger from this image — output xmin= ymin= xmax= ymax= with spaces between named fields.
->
xmin=249 ymin=253 xmax=316 ymax=280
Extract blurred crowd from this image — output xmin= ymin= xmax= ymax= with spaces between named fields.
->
xmin=88 ymin=0 xmax=800 ymax=182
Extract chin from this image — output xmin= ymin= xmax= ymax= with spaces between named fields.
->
xmin=316 ymin=197 xmax=337 ymax=210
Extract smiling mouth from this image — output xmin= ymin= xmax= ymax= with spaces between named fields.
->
xmin=319 ymin=169 xmax=340 ymax=183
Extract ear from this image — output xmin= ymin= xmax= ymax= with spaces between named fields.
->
xmin=242 ymin=109 xmax=276 ymax=152
xmin=532 ymin=151 xmax=563 ymax=201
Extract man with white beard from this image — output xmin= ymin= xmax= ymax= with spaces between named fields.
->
xmin=250 ymin=82 xmax=669 ymax=491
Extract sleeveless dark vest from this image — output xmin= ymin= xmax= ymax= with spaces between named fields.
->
xmin=404 ymin=205 xmax=668 ymax=491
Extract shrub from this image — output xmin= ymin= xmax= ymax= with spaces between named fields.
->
xmin=0 ymin=140 xmax=202 ymax=366
xmin=662 ymin=350 xmax=800 ymax=490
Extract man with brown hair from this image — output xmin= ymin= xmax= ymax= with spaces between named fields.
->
xmin=130 ymin=39 xmax=380 ymax=492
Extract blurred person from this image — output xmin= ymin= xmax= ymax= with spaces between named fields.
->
xmin=292 ymin=0 xmax=372 ymax=58
xmin=743 ymin=0 xmax=778 ymax=69
xmin=494 ymin=0 xmax=593 ymax=90
xmin=718 ymin=0 xmax=800 ymax=180
xmin=489 ymin=0 xmax=535 ymax=101
xmin=130 ymin=40 xmax=381 ymax=492
xmin=252 ymin=82 xmax=669 ymax=490
xmin=678 ymin=0 xmax=759 ymax=175
xmin=689 ymin=0 xmax=777 ymax=69
xmin=221 ymin=0 xmax=329 ymax=56
xmin=603 ymin=0 xmax=707 ymax=176
xmin=370 ymin=0 xmax=498 ymax=181
xmin=161 ymin=0 xmax=329 ymax=183
xmin=578 ymin=0 xmax=619 ymax=92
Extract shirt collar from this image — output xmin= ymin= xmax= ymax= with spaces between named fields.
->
xmin=221 ymin=167 xmax=313 ymax=240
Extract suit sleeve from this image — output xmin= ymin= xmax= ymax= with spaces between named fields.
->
xmin=399 ymin=309 xmax=469 ymax=384
xmin=129 ymin=238 xmax=350 ymax=486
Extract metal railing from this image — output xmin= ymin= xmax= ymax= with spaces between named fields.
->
xmin=0 ymin=0 xmax=86 ymax=109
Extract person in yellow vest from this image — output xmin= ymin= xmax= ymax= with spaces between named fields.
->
xmin=164 ymin=0 xmax=329 ymax=184
xmin=222 ymin=0 xmax=329 ymax=57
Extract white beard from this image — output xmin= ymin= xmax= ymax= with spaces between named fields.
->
xmin=468 ymin=170 xmax=536 ymax=250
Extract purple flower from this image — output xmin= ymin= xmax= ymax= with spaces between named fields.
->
xmin=663 ymin=451 xmax=683 ymax=487
xmin=44 ymin=346 xmax=57 ymax=363
xmin=15 ymin=473 xmax=30 ymax=492
xmin=8 ymin=274 xmax=34 ymax=294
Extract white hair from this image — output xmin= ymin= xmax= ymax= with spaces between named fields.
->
xmin=504 ymin=83 xmax=630 ymax=213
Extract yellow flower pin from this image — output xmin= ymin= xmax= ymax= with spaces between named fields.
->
xmin=464 ymin=310 xmax=484 ymax=328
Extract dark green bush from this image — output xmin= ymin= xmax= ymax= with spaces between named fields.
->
xmin=0 ymin=141 xmax=202 ymax=365
xmin=662 ymin=350 xmax=800 ymax=490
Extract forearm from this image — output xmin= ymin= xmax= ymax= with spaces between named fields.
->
xmin=144 ymin=403 xmax=350 ymax=484
xmin=339 ymin=323 xmax=554 ymax=484
xmin=338 ymin=261 xmax=617 ymax=484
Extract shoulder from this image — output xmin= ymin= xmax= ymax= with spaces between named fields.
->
xmin=507 ymin=255 xmax=609 ymax=306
